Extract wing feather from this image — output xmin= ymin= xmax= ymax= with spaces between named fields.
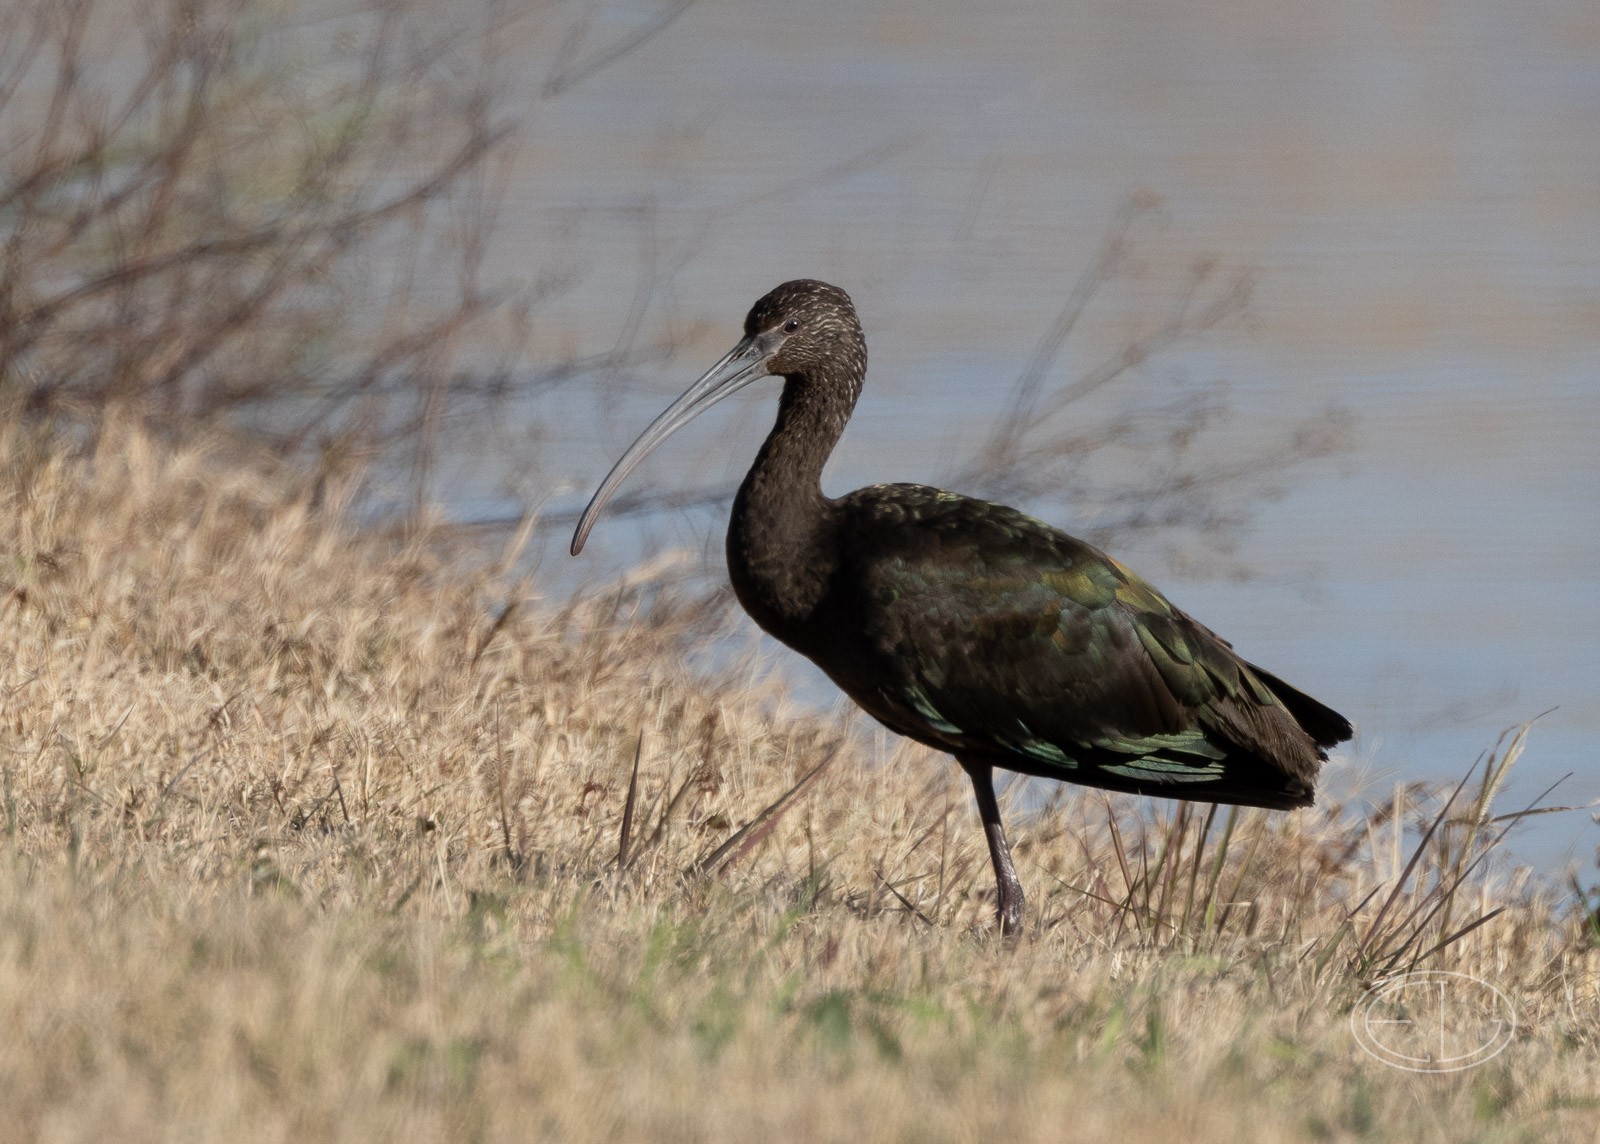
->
xmin=829 ymin=485 xmax=1348 ymax=807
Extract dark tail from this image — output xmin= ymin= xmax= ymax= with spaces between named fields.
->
xmin=1247 ymin=662 xmax=1353 ymax=751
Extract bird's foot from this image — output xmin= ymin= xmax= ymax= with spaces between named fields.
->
xmin=996 ymin=884 xmax=1026 ymax=940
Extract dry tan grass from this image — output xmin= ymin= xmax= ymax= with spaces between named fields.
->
xmin=1 ymin=420 xmax=1596 ymax=1143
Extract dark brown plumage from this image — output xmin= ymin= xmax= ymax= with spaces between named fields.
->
xmin=573 ymin=279 xmax=1352 ymax=935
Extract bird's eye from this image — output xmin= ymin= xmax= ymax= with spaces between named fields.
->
xmin=782 ymin=319 xmax=800 ymax=333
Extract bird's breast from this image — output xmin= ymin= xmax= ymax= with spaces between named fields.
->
xmin=724 ymin=515 xmax=839 ymax=653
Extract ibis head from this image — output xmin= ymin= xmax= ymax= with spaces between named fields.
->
xmin=570 ymin=280 xmax=864 ymax=556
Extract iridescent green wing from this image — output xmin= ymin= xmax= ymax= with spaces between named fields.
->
xmin=840 ymin=486 xmax=1342 ymax=807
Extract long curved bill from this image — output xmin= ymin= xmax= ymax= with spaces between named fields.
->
xmin=570 ymin=333 xmax=779 ymax=555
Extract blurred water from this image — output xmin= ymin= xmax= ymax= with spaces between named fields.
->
xmin=442 ymin=0 xmax=1599 ymax=869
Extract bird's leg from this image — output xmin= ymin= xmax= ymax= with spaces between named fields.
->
xmin=960 ymin=759 xmax=1025 ymax=937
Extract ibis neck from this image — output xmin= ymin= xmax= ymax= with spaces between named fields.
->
xmin=727 ymin=372 xmax=854 ymax=639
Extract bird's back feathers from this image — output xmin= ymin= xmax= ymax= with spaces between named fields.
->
xmin=803 ymin=484 xmax=1351 ymax=810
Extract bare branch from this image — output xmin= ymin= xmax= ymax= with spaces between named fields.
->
xmin=541 ymin=0 xmax=694 ymax=99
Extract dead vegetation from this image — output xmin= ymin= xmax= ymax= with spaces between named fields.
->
xmin=0 ymin=0 xmax=538 ymax=510
xmin=0 ymin=417 xmax=1596 ymax=1142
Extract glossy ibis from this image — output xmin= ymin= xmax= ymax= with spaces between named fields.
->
xmin=572 ymin=280 xmax=1352 ymax=935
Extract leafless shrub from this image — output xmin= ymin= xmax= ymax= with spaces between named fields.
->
xmin=951 ymin=196 xmax=1355 ymax=576
xmin=0 ymin=0 xmax=516 ymax=488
